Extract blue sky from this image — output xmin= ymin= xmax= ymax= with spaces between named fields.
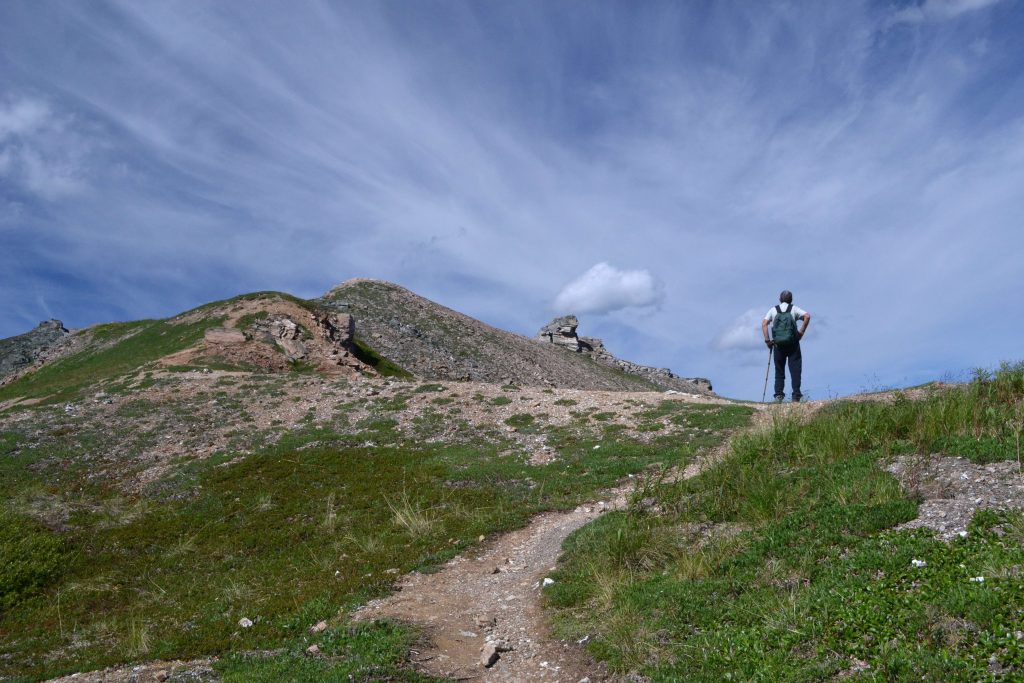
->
xmin=2 ymin=0 xmax=1022 ymax=400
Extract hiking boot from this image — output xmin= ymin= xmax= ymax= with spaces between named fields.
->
xmin=773 ymin=395 xmax=784 ymax=404
xmin=792 ymin=396 xmax=802 ymax=403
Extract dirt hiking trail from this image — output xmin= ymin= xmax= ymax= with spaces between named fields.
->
xmin=354 ymin=400 xmax=798 ymax=682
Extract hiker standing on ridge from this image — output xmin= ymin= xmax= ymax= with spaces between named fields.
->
xmin=762 ymin=290 xmax=811 ymax=403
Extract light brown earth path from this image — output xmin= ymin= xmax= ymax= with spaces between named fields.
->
xmin=354 ymin=403 xmax=780 ymax=683
xmin=356 ymin=491 xmax=630 ymax=682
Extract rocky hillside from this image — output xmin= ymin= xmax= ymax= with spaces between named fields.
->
xmin=0 ymin=320 xmax=74 ymax=384
xmin=317 ymin=279 xmax=712 ymax=394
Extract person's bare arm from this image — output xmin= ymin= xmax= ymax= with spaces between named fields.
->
xmin=762 ymin=319 xmax=772 ymax=346
xmin=799 ymin=312 xmax=811 ymax=338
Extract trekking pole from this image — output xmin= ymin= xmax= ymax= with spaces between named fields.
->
xmin=761 ymin=346 xmax=773 ymax=403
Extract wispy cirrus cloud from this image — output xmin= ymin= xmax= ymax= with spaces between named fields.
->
xmin=888 ymin=0 xmax=1006 ymax=26
xmin=0 ymin=96 xmax=93 ymax=199
xmin=1 ymin=1 xmax=1022 ymax=398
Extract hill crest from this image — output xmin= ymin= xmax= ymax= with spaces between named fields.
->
xmin=317 ymin=279 xmax=712 ymax=393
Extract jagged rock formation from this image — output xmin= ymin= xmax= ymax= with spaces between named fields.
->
xmin=536 ymin=316 xmax=713 ymax=394
xmin=319 ymin=279 xmax=714 ymax=394
xmin=536 ymin=315 xmax=583 ymax=351
xmin=0 ymin=319 xmax=73 ymax=384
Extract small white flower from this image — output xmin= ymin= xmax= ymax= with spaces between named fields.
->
xmin=958 ymin=531 xmax=969 ymax=538
xmin=238 ymin=617 xmax=254 ymax=628
xmin=593 ymin=444 xmax=601 ymax=450
xmin=969 ymin=576 xmax=985 ymax=583
xmin=911 ymin=559 xmax=927 ymax=568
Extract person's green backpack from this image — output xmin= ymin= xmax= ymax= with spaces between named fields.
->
xmin=771 ymin=304 xmax=799 ymax=346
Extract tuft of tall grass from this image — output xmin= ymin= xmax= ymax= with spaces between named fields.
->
xmin=386 ymin=491 xmax=436 ymax=537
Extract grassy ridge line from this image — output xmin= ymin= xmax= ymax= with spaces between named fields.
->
xmin=548 ymin=362 xmax=1024 ymax=681
xmin=0 ymin=290 xmax=309 ymax=406
xmin=0 ymin=319 xmax=221 ymax=405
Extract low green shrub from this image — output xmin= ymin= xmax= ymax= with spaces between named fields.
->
xmin=0 ymin=512 xmax=66 ymax=612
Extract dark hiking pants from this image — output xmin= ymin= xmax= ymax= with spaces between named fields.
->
xmin=773 ymin=342 xmax=802 ymax=400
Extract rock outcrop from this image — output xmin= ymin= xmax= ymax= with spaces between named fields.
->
xmin=201 ymin=302 xmax=365 ymax=374
xmin=536 ymin=315 xmax=582 ymax=352
xmin=0 ymin=319 xmax=73 ymax=384
xmin=535 ymin=316 xmax=713 ymax=394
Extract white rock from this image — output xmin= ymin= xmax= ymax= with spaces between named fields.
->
xmin=542 ymin=577 xmax=555 ymax=586
xmin=970 ymin=576 xmax=985 ymax=583
xmin=238 ymin=617 xmax=254 ymax=628
xmin=310 ymin=620 xmax=328 ymax=633
xmin=911 ymin=559 xmax=927 ymax=568
xmin=480 ymin=642 xmax=500 ymax=667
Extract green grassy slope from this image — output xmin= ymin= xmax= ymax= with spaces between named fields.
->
xmin=0 ymin=378 xmax=750 ymax=680
xmin=548 ymin=363 xmax=1024 ymax=681
xmin=0 ymin=319 xmax=218 ymax=405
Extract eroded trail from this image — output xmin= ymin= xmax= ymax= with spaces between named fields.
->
xmin=357 ymin=493 xmax=627 ymax=681
xmin=354 ymin=408 xmax=779 ymax=682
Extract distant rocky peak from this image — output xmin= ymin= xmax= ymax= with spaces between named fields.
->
xmin=0 ymin=319 xmax=73 ymax=383
xmin=37 ymin=319 xmax=69 ymax=334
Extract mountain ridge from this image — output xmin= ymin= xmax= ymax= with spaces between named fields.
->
xmin=0 ymin=279 xmax=713 ymax=398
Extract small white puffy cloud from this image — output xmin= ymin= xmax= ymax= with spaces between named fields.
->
xmin=712 ymin=309 xmax=766 ymax=352
xmin=888 ymin=0 xmax=1004 ymax=26
xmin=553 ymin=262 xmax=664 ymax=315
